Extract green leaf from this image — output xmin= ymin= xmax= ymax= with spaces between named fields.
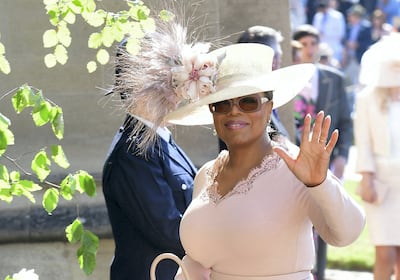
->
xmin=44 ymin=0 xmax=58 ymax=5
xmin=137 ymin=6 xmax=149 ymax=20
xmin=60 ymin=174 xmax=76 ymax=200
xmin=66 ymin=218 xmax=84 ymax=243
xmin=11 ymin=85 xmax=37 ymax=113
xmin=70 ymin=0 xmax=84 ymax=13
xmin=44 ymin=53 xmax=57 ymax=68
xmin=96 ymin=48 xmax=109 ymax=65
xmin=0 ymin=54 xmax=11 ymax=75
xmin=63 ymin=9 xmax=76 ymax=24
xmin=18 ymin=180 xmax=42 ymax=191
xmin=57 ymin=24 xmax=72 ymax=47
xmin=0 ymin=180 xmax=12 ymax=203
xmin=159 ymin=10 xmax=175 ymax=22
xmin=88 ymin=32 xmax=102 ymax=49
xmin=13 ymin=180 xmax=42 ymax=203
xmin=112 ymin=22 xmax=126 ymax=42
xmin=140 ymin=17 xmax=156 ymax=33
xmin=77 ymin=248 xmax=97 ymax=275
xmin=101 ymin=26 xmax=114 ymax=48
xmin=87 ymin=61 xmax=97 ymax=73
xmin=0 ymin=112 xmax=11 ymax=128
xmin=125 ymin=38 xmax=141 ymax=55
xmin=31 ymin=150 xmax=51 ymax=182
xmin=0 ymin=128 xmax=14 ymax=156
xmin=0 ymin=165 xmax=9 ymax=181
xmin=54 ymin=44 xmax=68 ymax=65
xmin=76 ymin=170 xmax=96 ymax=197
xmin=43 ymin=29 xmax=58 ymax=48
xmin=77 ymin=230 xmax=99 ymax=275
xmin=51 ymin=106 xmax=64 ymax=140
xmin=32 ymin=100 xmax=52 ymax=126
xmin=0 ymin=41 xmax=5 ymax=55
xmin=83 ymin=10 xmax=105 ymax=27
xmin=81 ymin=230 xmax=99 ymax=253
xmin=9 ymin=170 xmax=20 ymax=182
xmin=84 ymin=0 xmax=97 ymax=13
xmin=42 ymin=187 xmax=59 ymax=214
xmin=127 ymin=22 xmax=145 ymax=40
xmin=51 ymin=145 xmax=70 ymax=168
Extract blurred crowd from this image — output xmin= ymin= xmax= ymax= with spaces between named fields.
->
xmin=290 ymin=0 xmax=400 ymax=110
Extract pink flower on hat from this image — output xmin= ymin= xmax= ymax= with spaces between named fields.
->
xmin=171 ymin=43 xmax=217 ymax=101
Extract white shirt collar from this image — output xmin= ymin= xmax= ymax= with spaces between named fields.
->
xmin=131 ymin=114 xmax=171 ymax=143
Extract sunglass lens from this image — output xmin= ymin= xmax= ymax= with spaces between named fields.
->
xmin=212 ymin=100 xmax=232 ymax=113
xmin=239 ymin=96 xmax=259 ymax=112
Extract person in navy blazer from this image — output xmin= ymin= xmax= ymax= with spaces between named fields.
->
xmin=344 ymin=4 xmax=373 ymax=65
xmin=102 ymin=116 xmax=197 ymax=280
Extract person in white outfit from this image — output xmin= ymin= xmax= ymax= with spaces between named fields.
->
xmin=312 ymin=0 xmax=346 ymax=63
xmin=355 ymin=33 xmax=400 ymax=280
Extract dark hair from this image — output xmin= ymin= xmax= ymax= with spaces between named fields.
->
xmin=238 ymin=25 xmax=283 ymax=46
xmin=292 ymin=24 xmax=320 ymax=42
xmin=347 ymin=4 xmax=366 ymax=18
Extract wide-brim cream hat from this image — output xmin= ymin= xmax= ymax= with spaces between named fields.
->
xmin=165 ymin=43 xmax=315 ymax=125
xmin=359 ymin=33 xmax=400 ymax=87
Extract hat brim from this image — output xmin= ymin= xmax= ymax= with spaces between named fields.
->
xmin=166 ymin=63 xmax=315 ymax=125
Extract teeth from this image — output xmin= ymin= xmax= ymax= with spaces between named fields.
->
xmin=228 ymin=123 xmax=244 ymax=128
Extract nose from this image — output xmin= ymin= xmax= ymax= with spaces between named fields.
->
xmin=229 ymin=100 xmax=241 ymax=114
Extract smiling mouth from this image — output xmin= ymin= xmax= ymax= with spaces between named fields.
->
xmin=225 ymin=122 xmax=248 ymax=129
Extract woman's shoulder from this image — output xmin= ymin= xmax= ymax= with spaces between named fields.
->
xmin=356 ymin=86 xmax=381 ymax=101
xmin=192 ymin=150 xmax=228 ymax=198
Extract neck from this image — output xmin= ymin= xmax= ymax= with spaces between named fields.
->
xmin=227 ymin=138 xmax=273 ymax=169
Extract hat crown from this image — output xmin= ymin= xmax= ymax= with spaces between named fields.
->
xmin=213 ymin=43 xmax=274 ymax=87
xmin=211 ymin=43 xmax=274 ymax=83
xmin=359 ymin=34 xmax=400 ymax=87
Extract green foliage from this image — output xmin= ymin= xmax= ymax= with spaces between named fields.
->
xmin=11 ymin=85 xmax=65 ymax=140
xmin=32 ymin=150 xmax=52 ymax=182
xmin=1 ymin=1 xmax=176 ymax=277
xmin=1 ymin=84 xmax=98 ymax=275
xmin=43 ymin=187 xmax=59 ymax=214
xmin=0 ymin=33 xmax=11 ymax=75
xmin=42 ymin=0 xmax=157 ymax=71
xmin=0 ymin=113 xmax=14 ymax=157
xmin=66 ymin=219 xmax=99 ymax=275
xmin=51 ymin=145 xmax=70 ymax=168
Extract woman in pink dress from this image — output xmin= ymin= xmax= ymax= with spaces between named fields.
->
xmin=163 ymin=43 xmax=365 ymax=280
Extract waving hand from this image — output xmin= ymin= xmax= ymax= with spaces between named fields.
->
xmin=273 ymin=111 xmax=339 ymax=187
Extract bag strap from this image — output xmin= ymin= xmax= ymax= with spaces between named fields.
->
xmin=150 ymin=253 xmax=190 ymax=280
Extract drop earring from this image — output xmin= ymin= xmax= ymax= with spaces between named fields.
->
xmin=212 ymin=128 xmax=217 ymax=136
xmin=266 ymin=119 xmax=272 ymax=134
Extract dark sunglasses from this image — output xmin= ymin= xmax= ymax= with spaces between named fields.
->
xmin=209 ymin=94 xmax=271 ymax=114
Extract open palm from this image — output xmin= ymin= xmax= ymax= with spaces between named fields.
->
xmin=274 ymin=111 xmax=338 ymax=187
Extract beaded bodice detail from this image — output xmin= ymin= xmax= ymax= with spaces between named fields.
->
xmin=200 ymin=148 xmax=282 ymax=204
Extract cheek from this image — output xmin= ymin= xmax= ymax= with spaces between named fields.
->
xmin=212 ymin=115 xmax=224 ymax=134
xmin=251 ymin=110 xmax=269 ymax=128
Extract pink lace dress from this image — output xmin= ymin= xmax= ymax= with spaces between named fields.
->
xmin=176 ymin=142 xmax=365 ymax=280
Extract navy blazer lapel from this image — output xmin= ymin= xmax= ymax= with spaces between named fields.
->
xmin=161 ymin=138 xmax=197 ymax=176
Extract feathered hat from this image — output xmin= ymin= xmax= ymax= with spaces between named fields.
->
xmin=165 ymin=43 xmax=315 ymax=125
xmin=111 ymin=5 xmax=218 ymax=153
xmin=112 ymin=4 xmax=314 ymax=153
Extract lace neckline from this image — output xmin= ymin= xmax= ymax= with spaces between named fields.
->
xmin=201 ymin=145 xmax=282 ymax=204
